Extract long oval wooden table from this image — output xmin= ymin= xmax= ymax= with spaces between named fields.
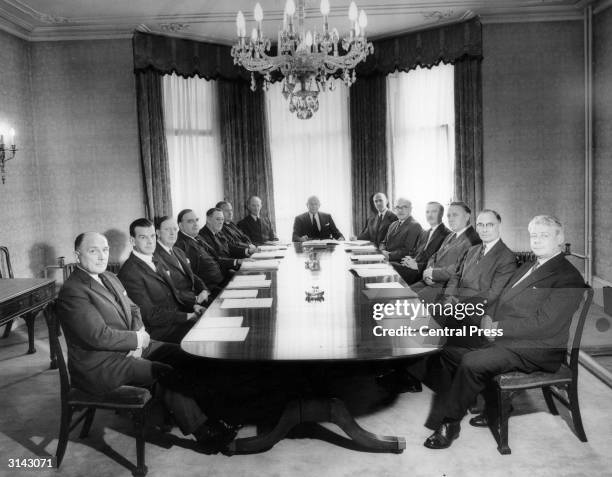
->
xmin=181 ymin=242 xmax=442 ymax=453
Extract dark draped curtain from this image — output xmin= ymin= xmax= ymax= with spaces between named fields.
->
xmin=217 ymin=80 xmax=276 ymax=225
xmin=454 ymin=58 xmax=483 ymax=219
xmin=350 ymin=75 xmax=388 ymax=235
xmin=135 ymin=69 xmax=172 ymax=218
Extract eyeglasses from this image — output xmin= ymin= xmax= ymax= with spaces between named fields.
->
xmin=476 ymin=222 xmax=496 ymax=230
xmin=394 ymin=205 xmax=410 ymax=210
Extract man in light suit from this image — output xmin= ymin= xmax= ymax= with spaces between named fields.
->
xmin=379 ymin=198 xmax=422 ymax=261
xmin=411 ymin=201 xmax=481 ymax=302
xmin=57 ymin=232 xmax=238 ymax=450
xmin=237 ymin=196 xmax=278 ymax=245
xmin=216 ymin=201 xmax=257 ymax=254
xmin=175 ymin=209 xmax=231 ymax=292
xmin=118 ymin=219 xmax=202 ymax=343
xmin=356 ymin=192 xmax=398 ymax=247
xmin=411 ymin=216 xmax=586 ymax=449
xmin=199 ymin=208 xmax=251 ymax=261
xmin=154 ymin=215 xmax=210 ymax=310
xmin=292 ymin=196 xmax=345 ymax=242
xmin=393 ymin=202 xmax=450 ymax=284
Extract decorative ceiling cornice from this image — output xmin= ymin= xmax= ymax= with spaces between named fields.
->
xmin=0 ymin=0 xmax=604 ymax=43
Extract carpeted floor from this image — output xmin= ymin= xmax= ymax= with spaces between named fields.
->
xmin=1 ymin=320 xmax=612 ymax=477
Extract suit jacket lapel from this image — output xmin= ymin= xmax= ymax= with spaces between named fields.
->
xmin=84 ymin=271 xmax=131 ymax=327
xmin=502 ymin=256 xmax=560 ymax=300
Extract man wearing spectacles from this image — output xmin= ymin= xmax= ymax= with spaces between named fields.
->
xmin=379 ymin=198 xmax=423 ymax=261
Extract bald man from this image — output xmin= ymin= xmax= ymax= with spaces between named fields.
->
xmin=292 ymin=196 xmax=344 ymax=242
xmin=357 ymin=192 xmax=398 ymax=247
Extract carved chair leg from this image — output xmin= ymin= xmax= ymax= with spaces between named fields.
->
xmin=542 ymin=386 xmax=559 ymax=415
xmin=79 ymin=408 xmax=96 ymax=439
xmin=496 ymin=388 xmax=512 ymax=455
xmin=567 ymin=381 xmax=587 ymax=442
xmin=56 ymin=404 xmax=73 ymax=468
xmin=2 ymin=320 xmax=13 ymax=338
xmin=133 ymin=409 xmax=148 ymax=477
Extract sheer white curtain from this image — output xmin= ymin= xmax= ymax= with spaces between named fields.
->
xmin=162 ymin=73 xmax=224 ymax=216
xmin=265 ymin=81 xmax=353 ymax=241
xmin=387 ymin=64 xmax=455 ymax=226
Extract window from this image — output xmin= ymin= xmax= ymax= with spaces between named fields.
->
xmin=387 ymin=64 xmax=455 ymax=225
xmin=162 ymin=74 xmax=223 ymax=216
xmin=265 ymin=81 xmax=353 ymax=240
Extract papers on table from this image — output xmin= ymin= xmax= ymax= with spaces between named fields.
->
xmin=365 ymin=282 xmax=404 ymax=289
xmin=350 ymin=263 xmax=391 ymax=270
xmin=362 ymin=288 xmax=418 ymax=300
xmin=350 ymin=264 xmax=398 ymax=278
xmin=258 ymin=245 xmax=288 ymax=251
xmin=183 ymin=327 xmax=249 ymax=342
xmin=194 ymin=316 xmax=243 ymax=328
xmin=219 ymin=289 xmax=258 ymax=299
xmin=240 ymin=260 xmax=280 ymax=271
xmin=220 ymin=298 xmax=273 ymax=309
xmin=350 ymin=254 xmax=386 ymax=262
xmin=250 ymin=251 xmax=286 ymax=259
xmin=345 ymin=240 xmax=371 ymax=246
xmin=226 ymin=279 xmax=271 ymax=289
xmin=302 ymin=240 xmax=329 ymax=248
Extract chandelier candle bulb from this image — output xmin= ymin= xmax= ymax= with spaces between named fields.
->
xmin=254 ymin=3 xmax=263 ymax=23
xmin=348 ymin=2 xmax=358 ymax=22
xmin=359 ymin=9 xmax=367 ymax=32
xmin=9 ymin=128 xmax=15 ymax=147
xmin=236 ymin=11 xmax=245 ymax=37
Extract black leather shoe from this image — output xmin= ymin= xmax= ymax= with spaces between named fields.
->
xmin=423 ymin=421 xmax=461 ymax=449
xmin=469 ymin=414 xmax=488 ymax=427
xmin=376 ymin=370 xmax=422 ymax=393
xmin=194 ymin=419 xmax=239 ymax=453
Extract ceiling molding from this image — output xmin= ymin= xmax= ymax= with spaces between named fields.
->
xmin=594 ymin=0 xmax=612 ymax=13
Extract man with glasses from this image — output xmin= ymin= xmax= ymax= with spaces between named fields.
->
xmin=379 ymin=198 xmax=422 ymax=261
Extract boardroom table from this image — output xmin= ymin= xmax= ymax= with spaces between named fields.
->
xmin=181 ymin=242 xmax=442 ymax=454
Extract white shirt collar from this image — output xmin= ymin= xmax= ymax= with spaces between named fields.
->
xmin=454 ymin=225 xmax=470 ymax=238
xmin=482 ymin=237 xmax=501 ymax=254
xmin=536 ymin=250 xmax=562 ymax=266
xmin=429 ymin=223 xmax=441 ymax=233
xmin=132 ymin=249 xmax=156 ymax=270
xmin=157 ymin=241 xmax=173 ymax=255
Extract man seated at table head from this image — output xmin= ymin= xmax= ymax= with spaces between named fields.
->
xmin=175 ymin=209 xmax=231 ymax=293
xmin=57 ymin=231 xmax=238 ymax=450
xmin=411 ymin=201 xmax=481 ymax=302
xmin=394 ymin=201 xmax=450 ymax=284
xmin=402 ymin=215 xmax=586 ymax=450
xmin=237 ymin=195 xmax=278 ymax=245
xmin=292 ymin=195 xmax=345 ymax=242
xmin=200 ymin=207 xmax=250 ymax=261
xmin=118 ymin=218 xmax=202 ymax=344
xmin=154 ymin=215 xmax=210 ymax=309
xmin=356 ymin=192 xmax=398 ymax=247
xmin=379 ymin=198 xmax=422 ymax=261
xmin=216 ymin=200 xmax=258 ymax=254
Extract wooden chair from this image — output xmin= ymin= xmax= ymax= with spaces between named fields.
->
xmin=1 ymin=245 xmax=15 ymax=338
xmin=491 ymin=287 xmax=593 ymax=455
xmin=45 ymin=302 xmax=152 ymax=476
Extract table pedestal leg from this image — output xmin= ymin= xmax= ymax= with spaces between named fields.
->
xmin=24 ymin=313 xmax=36 ymax=354
xmin=227 ymin=397 xmax=405 ymax=454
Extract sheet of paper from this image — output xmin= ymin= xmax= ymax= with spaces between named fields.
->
xmin=219 ymin=289 xmax=259 ymax=299
xmin=226 ymin=280 xmax=271 ymax=289
xmin=302 ymin=240 xmax=329 ymax=248
xmin=362 ymin=288 xmax=418 ymax=300
xmin=258 ymin=245 xmax=288 ymax=251
xmin=183 ymin=327 xmax=249 ymax=342
xmin=365 ymin=282 xmax=404 ymax=289
xmin=353 ymin=268 xmax=398 ymax=278
xmin=350 ymin=263 xmax=393 ymax=270
xmin=346 ymin=245 xmax=378 ymax=253
xmin=350 ymin=254 xmax=386 ymax=262
xmin=250 ymin=251 xmax=286 ymax=259
xmin=194 ymin=316 xmax=243 ymax=328
xmin=240 ymin=260 xmax=280 ymax=270
xmin=220 ymin=298 xmax=273 ymax=309
xmin=344 ymin=240 xmax=371 ymax=246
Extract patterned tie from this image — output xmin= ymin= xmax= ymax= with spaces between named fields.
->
xmin=99 ymin=274 xmax=121 ymax=305
xmin=477 ymin=243 xmax=486 ymax=262
xmin=512 ymin=260 xmax=540 ymax=288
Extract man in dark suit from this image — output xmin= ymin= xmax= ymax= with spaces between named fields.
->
xmin=411 ymin=215 xmax=585 ymax=449
xmin=154 ymin=215 xmax=210 ymax=310
xmin=199 ymin=208 xmax=251 ymax=261
xmin=237 ymin=196 xmax=278 ymax=245
xmin=379 ymin=198 xmax=422 ymax=261
xmin=57 ymin=232 xmax=238 ymax=450
xmin=216 ymin=201 xmax=257 ymax=254
xmin=292 ymin=196 xmax=345 ymax=242
xmin=356 ymin=192 xmax=398 ymax=247
xmin=412 ymin=201 xmax=481 ymax=302
xmin=393 ymin=202 xmax=450 ymax=284
xmin=174 ymin=209 xmax=232 ymax=292
xmin=118 ymin=218 xmax=202 ymax=343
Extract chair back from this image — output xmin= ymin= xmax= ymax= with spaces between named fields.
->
xmin=566 ymin=287 xmax=594 ymax=370
xmin=0 ymin=246 xmax=14 ymax=278
xmin=44 ymin=302 xmax=72 ymax=399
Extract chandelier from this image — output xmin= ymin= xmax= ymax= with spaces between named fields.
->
xmin=0 ymin=126 xmax=17 ymax=185
xmin=231 ymin=0 xmax=373 ymax=119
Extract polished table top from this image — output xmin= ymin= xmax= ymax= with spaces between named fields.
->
xmin=181 ymin=243 xmax=441 ymax=361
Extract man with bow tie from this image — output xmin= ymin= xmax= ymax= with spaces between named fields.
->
xmin=118 ymin=218 xmax=202 ymax=344
xmin=398 ymin=215 xmax=586 ymax=450
xmin=356 ymin=192 xmax=398 ymax=247
xmin=379 ymin=198 xmax=422 ymax=261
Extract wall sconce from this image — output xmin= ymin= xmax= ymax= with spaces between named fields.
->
xmin=0 ymin=125 xmax=17 ymax=184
